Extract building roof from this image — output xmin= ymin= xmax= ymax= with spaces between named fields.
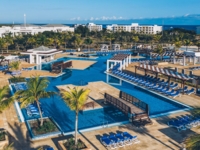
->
xmin=42 ymin=24 xmax=67 ymax=27
xmin=138 ymin=64 xmax=193 ymax=81
xmin=33 ymin=46 xmax=51 ymax=51
xmin=110 ymin=54 xmax=130 ymax=61
xmin=13 ymin=24 xmax=40 ymax=27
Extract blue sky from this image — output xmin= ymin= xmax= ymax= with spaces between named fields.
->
xmin=0 ymin=0 xmax=200 ymax=23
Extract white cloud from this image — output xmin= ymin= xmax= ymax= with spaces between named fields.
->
xmin=184 ymin=14 xmax=189 ymax=17
xmin=71 ymin=16 xmax=124 ymax=21
xmin=70 ymin=17 xmax=81 ymax=20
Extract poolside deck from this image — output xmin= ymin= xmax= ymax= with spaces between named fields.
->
xmin=125 ymin=63 xmax=200 ymax=108
xmin=70 ymin=60 xmax=96 ymax=70
xmin=56 ymin=81 xmax=121 ymax=111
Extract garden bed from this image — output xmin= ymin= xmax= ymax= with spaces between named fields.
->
xmin=27 ymin=117 xmax=61 ymax=140
xmin=58 ymin=137 xmax=91 ymax=150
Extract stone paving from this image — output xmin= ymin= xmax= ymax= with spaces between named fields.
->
xmin=0 ymin=60 xmax=200 ymax=149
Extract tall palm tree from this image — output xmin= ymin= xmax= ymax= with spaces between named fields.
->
xmin=132 ymin=36 xmax=139 ymax=50
xmin=3 ymin=33 xmax=13 ymax=53
xmin=173 ymin=41 xmax=182 ymax=63
xmin=184 ymin=107 xmax=200 ymax=150
xmin=194 ymin=41 xmax=200 ymax=52
xmin=0 ymin=38 xmax=6 ymax=54
xmin=84 ymin=38 xmax=93 ymax=51
xmin=105 ymin=33 xmax=115 ymax=50
xmin=14 ymin=75 xmax=56 ymax=126
xmin=27 ymin=37 xmax=36 ymax=48
xmin=183 ymin=39 xmax=192 ymax=51
xmin=60 ymin=87 xmax=90 ymax=146
xmin=0 ymin=86 xmax=14 ymax=113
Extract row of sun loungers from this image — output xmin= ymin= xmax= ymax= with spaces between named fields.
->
xmin=100 ymin=132 xmax=140 ymax=149
xmin=65 ymin=50 xmax=77 ymax=52
xmin=26 ymin=103 xmax=43 ymax=117
xmin=168 ymin=115 xmax=200 ymax=132
xmin=111 ymin=70 xmax=181 ymax=98
xmin=22 ymin=67 xmax=32 ymax=71
xmin=96 ymin=50 xmax=131 ymax=56
xmin=110 ymin=64 xmax=195 ymax=98
xmin=189 ymin=66 xmax=200 ymax=71
xmin=0 ymin=65 xmax=8 ymax=71
xmin=14 ymin=83 xmax=27 ymax=91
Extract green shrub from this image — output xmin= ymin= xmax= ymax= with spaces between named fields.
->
xmin=63 ymin=138 xmax=86 ymax=150
xmin=31 ymin=119 xmax=58 ymax=135
xmin=9 ymin=76 xmax=26 ymax=83
xmin=35 ymin=120 xmax=57 ymax=134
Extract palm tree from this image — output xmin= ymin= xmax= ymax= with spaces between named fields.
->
xmin=14 ymin=75 xmax=56 ymax=126
xmin=9 ymin=61 xmax=20 ymax=71
xmin=132 ymin=36 xmax=139 ymax=50
xmin=105 ymin=33 xmax=115 ymax=50
xmin=84 ymin=38 xmax=93 ymax=51
xmin=0 ymin=86 xmax=14 ymax=113
xmin=174 ymin=41 xmax=182 ymax=63
xmin=194 ymin=41 xmax=200 ymax=52
xmin=4 ymin=35 xmax=13 ymax=53
xmin=183 ymin=39 xmax=192 ymax=51
xmin=60 ymin=87 xmax=90 ymax=146
xmin=0 ymin=38 xmax=6 ymax=54
xmin=27 ymin=37 xmax=36 ymax=48
xmin=184 ymin=107 xmax=200 ymax=150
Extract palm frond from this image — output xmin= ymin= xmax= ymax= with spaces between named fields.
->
xmin=185 ymin=134 xmax=200 ymax=150
xmin=60 ymin=86 xmax=90 ymax=112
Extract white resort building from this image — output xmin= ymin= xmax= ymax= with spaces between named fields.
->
xmin=0 ymin=24 xmax=74 ymax=37
xmin=21 ymin=46 xmax=62 ymax=65
xmin=107 ymin=23 xmax=162 ymax=34
xmin=75 ymin=23 xmax=102 ymax=32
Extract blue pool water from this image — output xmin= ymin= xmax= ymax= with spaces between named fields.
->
xmin=21 ymin=55 xmax=188 ymax=133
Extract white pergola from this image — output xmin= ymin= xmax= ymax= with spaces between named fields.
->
xmin=183 ymin=51 xmax=200 ymax=66
xmin=106 ymin=54 xmax=132 ymax=72
xmin=21 ymin=46 xmax=62 ymax=65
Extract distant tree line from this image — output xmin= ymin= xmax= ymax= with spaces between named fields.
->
xmin=0 ymin=25 xmax=199 ymax=54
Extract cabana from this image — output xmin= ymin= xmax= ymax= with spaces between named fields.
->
xmin=21 ymin=46 xmax=62 ymax=64
xmin=135 ymin=64 xmax=195 ymax=93
xmin=106 ymin=54 xmax=131 ymax=71
xmin=112 ymin=44 xmax=120 ymax=50
xmin=100 ymin=44 xmax=109 ymax=51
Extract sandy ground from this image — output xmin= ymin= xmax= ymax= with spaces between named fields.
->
xmin=1 ymin=81 xmax=200 ymax=150
xmin=0 ymin=70 xmax=59 ymax=87
xmin=70 ymin=60 xmax=96 ymax=70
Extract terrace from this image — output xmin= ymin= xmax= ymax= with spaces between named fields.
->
xmin=2 ymin=51 xmax=200 ymax=149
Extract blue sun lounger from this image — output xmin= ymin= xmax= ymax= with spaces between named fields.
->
xmin=169 ymin=91 xmax=180 ymax=98
xmin=186 ymin=88 xmax=195 ymax=95
xmin=100 ymin=135 xmax=116 ymax=149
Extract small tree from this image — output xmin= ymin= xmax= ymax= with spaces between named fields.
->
xmin=174 ymin=41 xmax=182 ymax=64
xmin=184 ymin=107 xmax=200 ymax=150
xmin=9 ymin=61 xmax=21 ymax=71
xmin=183 ymin=39 xmax=192 ymax=51
xmin=84 ymin=38 xmax=93 ymax=51
xmin=14 ymin=75 xmax=56 ymax=126
xmin=0 ymin=86 xmax=14 ymax=113
xmin=60 ymin=87 xmax=90 ymax=146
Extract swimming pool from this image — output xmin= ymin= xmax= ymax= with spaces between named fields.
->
xmin=20 ymin=55 xmax=189 ymax=133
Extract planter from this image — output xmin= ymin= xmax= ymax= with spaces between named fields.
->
xmin=0 ymin=130 xmax=9 ymax=149
xmin=58 ymin=137 xmax=91 ymax=150
xmin=26 ymin=117 xmax=61 ymax=140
